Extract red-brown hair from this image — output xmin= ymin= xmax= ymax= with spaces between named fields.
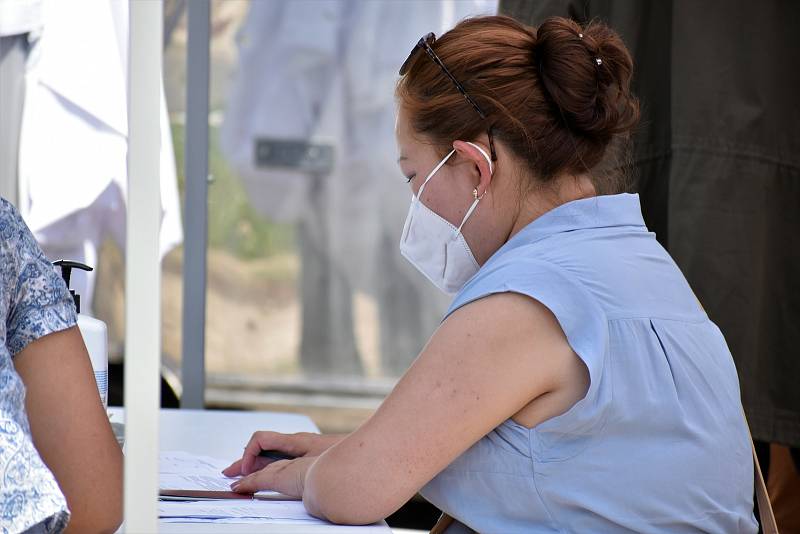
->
xmin=397 ymin=15 xmax=640 ymax=194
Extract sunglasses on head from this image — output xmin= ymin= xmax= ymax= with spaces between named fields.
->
xmin=399 ymin=32 xmax=497 ymax=162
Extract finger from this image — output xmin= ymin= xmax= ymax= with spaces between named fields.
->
xmin=230 ymin=473 xmax=258 ymax=494
xmin=241 ymin=431 xmax=276 ymax=474
xmin=222 ymin=458 xmax=243 ymax=477
xmin=223 ymin=454 xmax=271 ymax=477
xmin=222 ymin=452 xmax=272 ymax=477
xmin=242 ymin=431 xmax=305 ymax=474
xmin=239 ymin=456 xmax=273 ymax=476
xmin=245 ymin=456 xmax=273 ymax=475
xmin=230 ymin=460 xmax=288 ymax=494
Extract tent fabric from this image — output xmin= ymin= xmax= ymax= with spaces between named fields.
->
xmin=500 ymin=0 xmax=800 ymax=446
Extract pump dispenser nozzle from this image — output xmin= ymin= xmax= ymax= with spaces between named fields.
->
xmin=53 ymin=260 xmax=93 ymax=313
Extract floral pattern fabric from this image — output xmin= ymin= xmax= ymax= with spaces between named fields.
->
xmin=0 ymin=198 xmax=76 ymax=533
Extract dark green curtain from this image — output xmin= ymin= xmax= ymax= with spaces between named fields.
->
xmin=500 ymin=0 xmax=800 ymax=447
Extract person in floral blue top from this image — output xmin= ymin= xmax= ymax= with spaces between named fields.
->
xmin=0 ymin=198 xmax=121 ymax=533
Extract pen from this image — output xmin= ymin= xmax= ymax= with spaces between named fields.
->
xmin=258 ymin=449 xmax=296 ymax=461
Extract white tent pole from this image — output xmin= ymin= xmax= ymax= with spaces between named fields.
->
xmin=124 ymin=1 xmax=162 ymax=531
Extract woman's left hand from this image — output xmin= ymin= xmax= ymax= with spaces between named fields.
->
xmin=230 ymin=456 xmax=317 ymax=498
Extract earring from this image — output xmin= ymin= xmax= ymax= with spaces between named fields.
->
xmin=473 ymin=188 xmax=479 ymax=199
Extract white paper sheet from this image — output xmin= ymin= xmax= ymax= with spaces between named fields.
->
xmin=160 ymin=473 xmax=239 ymax=492
xmin=159 ymin=451 xmax=287 ymax=499
xmin=160 ymin=517 xmax=267 ymax=523
xmin=160 ymin=451 xmax=229 ymax=474
xmin=158 ymin=500 xmax=327 ymax=525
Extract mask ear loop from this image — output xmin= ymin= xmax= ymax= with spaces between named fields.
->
xmin=453 ymin=142 xmax=494 ymax=237
xmin=455 ymin=196 xmax=481 ymax=236
xmin=465 ymin=141 xmax=494 ymax=175
xmin=417 ymin=149 xmax=456 ymax=199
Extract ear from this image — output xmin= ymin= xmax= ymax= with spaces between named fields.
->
xmin=452 ymin=140 xmax=493 ymax=199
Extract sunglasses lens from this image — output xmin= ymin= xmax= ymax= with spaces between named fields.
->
xmin=399 ymin=48 xmax=418 ymax=75
xmin=399 ymin=33 xmax=436 ymax=75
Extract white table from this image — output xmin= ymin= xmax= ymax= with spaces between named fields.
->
xmin=109 ymin=408 xmax=391 ymax=533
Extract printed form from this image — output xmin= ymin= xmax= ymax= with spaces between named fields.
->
xmin=160 ymin=450 xmax=288 ymax=499
xmin=159 ymin=500 xmax=328 ymax=524
xmin=159 ymin=451 xmax=318 ymax=524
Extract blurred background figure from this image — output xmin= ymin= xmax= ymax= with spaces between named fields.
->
xmin=0 ymin=0 xmax=38 ymax=206
xmin=222 ymin=0 xmax=496 ymax=378
xmin=501 ymin=0 xmax=800 ymax=529
xmin=7 ymin=0 xmax=182 ymax=316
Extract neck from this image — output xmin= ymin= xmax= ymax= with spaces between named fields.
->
xmin=507 ymin=173 xmax=597 ymax=240
xmin=468 ymin=172 xmax=597 ymax=266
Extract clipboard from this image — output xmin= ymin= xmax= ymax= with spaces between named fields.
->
xmin=159 ymin=489 xmax=298 ymax=501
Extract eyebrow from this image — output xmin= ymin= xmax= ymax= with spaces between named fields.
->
xmin=397 ymin=156 xmax=408 ymax=163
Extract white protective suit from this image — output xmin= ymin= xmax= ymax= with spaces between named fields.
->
xmin=17 ymin=0 xmax=182 ymax=315
xmin=221 ymin=0 xmax=496 ymax=376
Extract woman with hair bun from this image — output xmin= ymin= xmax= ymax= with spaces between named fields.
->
xmin=225 ymin=15 xmax=757 ymax=533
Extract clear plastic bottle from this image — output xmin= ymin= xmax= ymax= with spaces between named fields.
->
xmin=53 ymin=260 xmax=108 ymax=408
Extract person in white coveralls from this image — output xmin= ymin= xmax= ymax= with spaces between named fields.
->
xmin=16 ymin=0 xmax=183 ymax=316
xmin=221 ymin=0 xmax=496 ymax=377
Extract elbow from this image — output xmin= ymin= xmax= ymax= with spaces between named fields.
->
xmin=325 ymin=511 xmax=384 ymax=526
xmin=64 ymin=507 xmax=123 ymax=534
xmin=98 ymin=495 xmax=124 ymax=534
xmin=104 ymin=515 xmax=124 ymax=534
xmin=307 ymin=498 xmax=385 ymax=526
xmin=63 ymin=489 xmax=123 ymax=534
xmin=64 ymin=454 xmax=123 ymax=534
xmin=305 ymin=497 xmax=386 ymax=526
xmin=304 ymin=457 xmax=397 ymax=525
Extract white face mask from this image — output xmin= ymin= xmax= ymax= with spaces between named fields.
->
xmin=399 ymin=142 xmax=494 ymax=295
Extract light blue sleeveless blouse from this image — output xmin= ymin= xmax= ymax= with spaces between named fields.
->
xmin=420 ymin=193 xmax=757 ymax=533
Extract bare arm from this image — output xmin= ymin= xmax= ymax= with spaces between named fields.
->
xmin=15 ymin=326 xmax=123 ymax=534
xmin=302 ymin=292 xmax=588 ymax=524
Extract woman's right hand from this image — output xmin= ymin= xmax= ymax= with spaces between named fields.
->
xmin=222 ymin=431 xmax=343 ymax=477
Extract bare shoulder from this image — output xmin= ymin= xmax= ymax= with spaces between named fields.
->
xmin=452 ymin=292 xmax=590 ymax=427
xmin=436 ymin=290 xmax=582 ymax=384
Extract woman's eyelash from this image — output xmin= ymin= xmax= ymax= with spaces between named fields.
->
xmin=405 ymin=174 xmax=416 ymax=183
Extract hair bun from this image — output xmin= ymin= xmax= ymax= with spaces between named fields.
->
xmin=535 ymin=17 xmax=639 ymax=143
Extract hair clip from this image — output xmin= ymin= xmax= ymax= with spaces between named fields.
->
xmin=595 ymin=58 xmax=603 ymax=66
xmin=578 ymin=32 xmax=584 ymax=39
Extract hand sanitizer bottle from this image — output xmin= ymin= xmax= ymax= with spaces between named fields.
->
xmin=53 ymin=260 xmax=109 ymax=408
